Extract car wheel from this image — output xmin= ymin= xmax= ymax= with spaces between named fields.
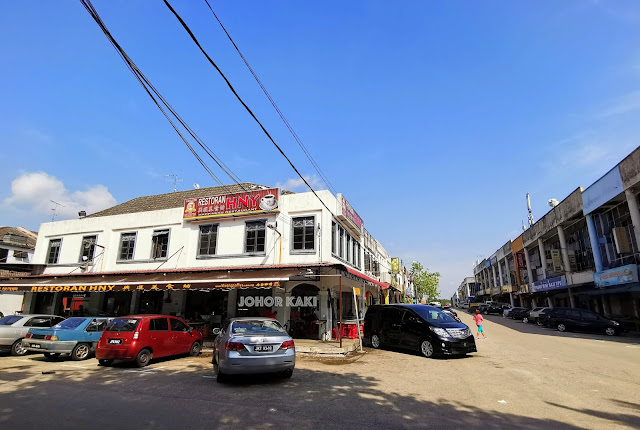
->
xmin=10 ymin=339 xmax=27 ymax=356
xmin=536 ymin=320 xmax=544 ymax=326
xmin=370 ymin=334 xmax=381 ymax=349
xmin=216 ymin=370 xmax=228 ymax=383
xmin=420 ymin=340 xmax=435 ymax=358
xmin=605 ymin=327 xmax=616 ymax=336
xmin=189 ymin=341 xmax=201 ymax=357
xmin=557 ymin=323 xmax=567 ymax=332
xmin=522 ymin=317 xmax=529 ymax=324
xmin=135 ymin=348 xmax=152 ymax=368
xmin=44 ymin=352 xmax=61 ymax=360
xmin=71 ymin=343 xmax=91 ymax=361
xmin=98 ymin=359 xmax=114 ymax=366
xmin=281 ymin=368 xmax=293 ymax=379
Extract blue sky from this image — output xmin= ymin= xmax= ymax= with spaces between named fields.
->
xmin=1 ymin=1 xmax=639 ymax=297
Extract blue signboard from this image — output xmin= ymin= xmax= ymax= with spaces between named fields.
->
xmin=594 ymin=264 xmax=638 ymax=287
xmin=530 ymin=276 xmax=567 ymax=293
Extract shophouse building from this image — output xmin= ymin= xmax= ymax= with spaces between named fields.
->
xmin=0 ymin=184 xmax=390 ymax=340
xmin=0 ymin=226 xmax=39 ymax=316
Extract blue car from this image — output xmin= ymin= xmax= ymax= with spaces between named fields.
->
xmin=23 ymin=317 xmax=111 ymax=361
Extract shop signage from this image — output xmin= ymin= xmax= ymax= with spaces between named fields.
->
xmin=15 ymin=281 xmax=281 ymax=293
xmin=183 ymin=188 xmax=279 ymax=220
xmin=501 ymin=285 xmax=512 ymax=293
xmin=238 ymin=295 xmax=317 ymax=308
xmin=594 ymin=264 xmax=638 ymax=287
xmin=337 ymin=194 xmax=363 ymax=233
xmin=530 ymin=276 xmax=567 ymax=293
xmin=516 ymin=252 xmax=526 ymax=269
xmin=391 ymin=258 xmax=400 ymax=274
xmin=551 ymin=250 xmax=563 ymax=272
xmin=518 ymin=284 xmax=529 ymax=294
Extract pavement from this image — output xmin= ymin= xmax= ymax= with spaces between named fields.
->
xmin=0 ymin=310 xmax=639 ymax=429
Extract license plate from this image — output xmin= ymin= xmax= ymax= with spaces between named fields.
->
xmin=30 ymin=343 xmax=41 ymax=348
xmin=108 ymin=339 xmax=122 ymax=345
xmin=254 ymin=345 xmax=273 ymax=352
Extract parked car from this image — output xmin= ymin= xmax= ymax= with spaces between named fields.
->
xmin=522 ymin=307 xmax=549 ymax=324
xmin=96 ymin=315 xmax=203 ymax=367
xmin=212 ymin=317 xmax=295 ymax=383
xmin=482 ymin=303 xmax=510 ymax=315
xmin=545 ymin=308 xmax=623 ymax=336
xmin=503 ymin=307 xmax=515 ymax=318
xmin=459 ymin=302 xmax=470 ymax=309
xmin=23 ymin=317 xmax=111 ymax=360
xmin=509 ymin=308 xmax=532 ymax=320
xmin=364 ymin=304 xmax=476 ymax=358
xmin=0 ymin=314 xmax=65 ymax=356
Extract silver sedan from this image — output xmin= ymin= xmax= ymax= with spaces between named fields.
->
xmin=212 ymin=317 xmax=295 ymax=383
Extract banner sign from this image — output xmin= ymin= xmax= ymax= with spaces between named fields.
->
xmin=391 ymin=258 xmax=400 ymax=274
xmin=594 ymin=264 xmax=638 ymax=287
xmin=337 ymin=194 xmax=363 ymax=233
xmin=530 ymin=276 xmax=567 ymax=293
xmin=183 ymin=188 xmax=279 ymax=220
xmin=516 ymin=252 xmax=526 ymax=269
xmin=3 ymin=281 xmax=281 ymax=293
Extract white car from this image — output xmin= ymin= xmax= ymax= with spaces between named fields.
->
xmin=459 ymin=302 xmax=470 ymax=309
xmin=0 ymin=314 xmax=65 ymax=356
xmin=428 ymin=301 xmax=441 ymax=307
xmin=524 ymin=307 xmax=550 ymax=324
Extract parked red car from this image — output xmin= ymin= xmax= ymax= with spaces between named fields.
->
xmin=96 ymin=315 xmax=202 ymax=367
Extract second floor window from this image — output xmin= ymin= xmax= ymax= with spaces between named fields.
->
xmin=198 ymin=225 xmax=218 ymax=256
xmin=151 ymin=230 xmax=169 ymax=259
xmin=292 ymin=216 xmax=315 ymax=251
xmin=79 ymin=235 xmax=97 ymax=262
xmin=119 ymin=233 xmax=136 ymax=260
xmin=245 ymin=221 xmax=266 ymax=253
xmin=47 ymin=239 xmax=62 ymax=264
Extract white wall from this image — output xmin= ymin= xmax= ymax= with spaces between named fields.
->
xmin=0 ymin=243 xmax=34 ymax=265
xmin=0 ymin=292 xmax=24 ymax=316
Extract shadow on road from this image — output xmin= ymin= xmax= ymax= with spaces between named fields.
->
xmin=0 ymin=354 xmax=611 ymax=430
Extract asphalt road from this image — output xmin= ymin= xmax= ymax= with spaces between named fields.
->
xmin=1 ymin=311 xmax=639 ymax=430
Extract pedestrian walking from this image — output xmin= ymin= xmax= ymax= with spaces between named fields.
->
xmin=473 ymin=309 xmax=487 ymax=339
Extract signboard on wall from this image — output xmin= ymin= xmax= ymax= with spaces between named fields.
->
xmin=336 ymin=193 xmax=363 ymax=234
xmin=391 ymin=258 xmax=400 ymax=274
xmin=594 ymin=264 xmax=638 ymax=287
xmin=551 ymin=250 xmax=563 ymax=272
xmin=183 ymin=188 xmax=279 ymax=220
xmin=6 ymin=281 xmax=282 ymax=293
xmin=530 ymin=276 xmax=567 ymax=293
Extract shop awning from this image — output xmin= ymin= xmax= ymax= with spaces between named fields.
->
xmin=342 ymin=266 xmax=387 ymax=289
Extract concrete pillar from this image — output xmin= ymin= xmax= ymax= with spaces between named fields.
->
xmin=557 ymin=225 xmax=572 ymax=273
xmin=509 ymin=292 xmax=515 ymax=307
xmin=546 ymin=297 xmax=553 ymax=308
xmin=601 ymin=295 xmax=610 ymax=317
xmin=491 ymin=265 xmax=498 ymax=294
xmin=497 ymin=260 xmax=504 ymax=287
xmin=585 ymin=214 xmax=604 ymax=272
xmin=130 ymin=291 xmax=141 ymax=314
xmin=625 ymin=189 xmax=640 ymax=249
xmin=538 ymin=238 xmax=547 ymax=280
xmin=226 ymin=289 xmax=238 ymax=319
xmin=524 ymin=247 xmax=534 ymax=284
xmin=88 ymin=293 xmax=105 ymax=316
xmin=568 ymin=287 xmax=576 ymax=308
xmin=52 ymin=292 xmax=62 ymax=316
xmin=318 ymin=290 xmax=330 ymax=340
xmin=532 ymin=298 xmax=537 ymax=308
xmin=22 ymin=292 xmax=37 ymax=314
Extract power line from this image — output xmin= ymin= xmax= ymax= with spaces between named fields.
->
xmin=80 ymin=0 xmax=245 ymax=195
xmin=202 ymin=0 xmax=337 ymax=196
xmin=162 ymin=0 xmax=334 ymax=215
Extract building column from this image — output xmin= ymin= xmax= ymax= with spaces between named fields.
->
xmin=601 ymin=295 xmax=610 ymax=317
xmin=538 ymin=238 xmax=547 ymax=280
xmin=497 ymin=260 xmax=504 ymax=287
xmin=23 ymin=292 xmax=37 ymax=314
xmin=585 ymin=214 xmax=604 ymax=272
xmin=491 ymin=265 xmax=498 ymax=294
xmin=509 ymin=292 xmax=515 ymax=307
xmin=524 ymin=247 xmax=534 ymax=284
xmin=130 ymin=291 xmax=141 ymax=314
xmin=318 ymin=290 xmax=330 ymax=340
xmin=52 ymin=292 xmax=62 ymax=316
xmin=226 ymin=289 xmax=238 ymax=319
xmin=625 ymin=189 xmax=640 ymax=249
xmin=546 ymin=297 xmax=553 ymax=308
xmin=557 ymin=225 xmax=572 ymax=273
xmin=532 ymin=298 xmax=537 ymax=308
xmin=568 ymin=287 xmax=576 ymax=308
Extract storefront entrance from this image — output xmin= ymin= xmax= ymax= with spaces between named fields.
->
xmin=139 ymin=291 xmax=164 ymax=314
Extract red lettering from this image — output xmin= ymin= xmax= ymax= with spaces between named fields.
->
xmin=226 ymin=198 xmax=236 ymax=210
xmin=237 ymin=196 xmax=248 ymax=208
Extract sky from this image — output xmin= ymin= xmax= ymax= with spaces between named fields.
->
xmin=1 ymin=1 xmax=640 ymax=298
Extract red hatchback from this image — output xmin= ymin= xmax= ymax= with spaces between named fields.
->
xmin=96 ymin=315 xmax=203 ymax=367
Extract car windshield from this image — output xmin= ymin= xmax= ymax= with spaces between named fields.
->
xmin=0 ymin=315 xmax=23 ymax=325
xmin=54 ymin=318 xmax=86 ymax=330
xmin=231 ymin=320 xmax=286 ymax=335
xmin=106 ymin=318 xmax=140 ymax=332
xmin=412 ymin=307 xmax=456 ymax=323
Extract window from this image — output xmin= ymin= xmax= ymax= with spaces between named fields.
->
xmin=106 ymin=318 xmax=140 ymax=332
xmin=79 ymin=235 xmax=97 ymax=263
xmin=151 ymin=230 xmax=169 ymax=259
xmin=331 ymin=222 xmax=336 ymax=254
xmin=245 ymin=221 xmax=266 ymax=253
xmin=198 ymin=225 xmax=218 ymax=256
xmin=47 ymin=239 xmax=62 ymax=264
xmin=0 ymin=248 xmax=8 ymax=262
xmin=292 ymin=216 xmax=315 ymax=251
xmin=13 ymin=250 xmax=28 ymax=260
xmin=170 ymin=318 xmax=189 ymax=332
xmin=352 ymin=241 xmax=358 ymax=265
xmin=119 ymin=233 xmax=136 ymax=261
xmin=346 ymin=235 xmax=352 ymax=263
xmin=149 ymin=317 xmax=169 ymax=331
xmin=580 ymin=311 xmax=598 ymax=321
xmin=86 ymin=319 xmax=108 ymax=332
xmin=25 ymin=317 xmax=53 ymax=327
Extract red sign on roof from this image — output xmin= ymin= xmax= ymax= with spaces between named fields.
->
xmin=183 ymin=188 xmax=279 ymax=220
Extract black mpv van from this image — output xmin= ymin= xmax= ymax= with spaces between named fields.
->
xmin=363 ymin=304 xmax=477 ymax=358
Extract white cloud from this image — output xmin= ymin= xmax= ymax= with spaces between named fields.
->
xmin=276 ymin=175 xmax=325 ymax=192
xmin=3 ymin=172 xmax=117 ymax=220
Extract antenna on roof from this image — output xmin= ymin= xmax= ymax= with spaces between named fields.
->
xmin=50 ymin=200 xmax=66 ymax=222
xmin=164 ymin=174 xmax=183 ymax=192
xmin=526 ymin=193 xmax=534 ymax=226
xmin=193 ymin=183 xmax=200 ymax=189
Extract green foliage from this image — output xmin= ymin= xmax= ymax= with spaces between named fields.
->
xmin=411 ymin=262 xmax=441 ymax=302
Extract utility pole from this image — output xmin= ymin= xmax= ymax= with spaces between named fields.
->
xmin=164 ymin=174 xmax=183 ymax=192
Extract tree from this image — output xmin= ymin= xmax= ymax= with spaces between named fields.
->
xmin=411 ymin=262 xmax=441 ymax=303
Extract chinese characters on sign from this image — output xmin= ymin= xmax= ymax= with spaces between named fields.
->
xmin=23 ymin=281 xmax=281 ymax=292
xmin=183 ymin=188 xmax=279 ymax=220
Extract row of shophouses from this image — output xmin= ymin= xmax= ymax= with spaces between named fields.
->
xmin=0 ymin=183 xmax=413 ymax=341
xmin=453 ymin=146 xmax=640 ymax=331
